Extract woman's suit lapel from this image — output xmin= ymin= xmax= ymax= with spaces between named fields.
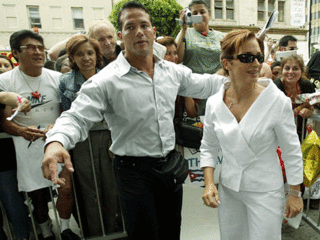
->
xmin=213 ymin=79 xmax=278 ymax=169
xmin=239 ymin=80 xmax=280 ymax=145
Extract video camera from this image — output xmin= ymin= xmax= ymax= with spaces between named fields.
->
xmin=177 ymin=8 xmax=203 ymax=26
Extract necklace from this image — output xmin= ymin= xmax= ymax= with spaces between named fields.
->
xmin=228 ymin=99 xmax=245 ymax=109
xmin=19 ymin=69 xmax=42 ymax=99
xmin=227 ymin=83 xmax=259 ymax=109
xmin=283 ymin=82 xmax=300 ymax=99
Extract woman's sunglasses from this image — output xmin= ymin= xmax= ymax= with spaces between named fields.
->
xmin=228 ymin=53 xmax=265 ymax=64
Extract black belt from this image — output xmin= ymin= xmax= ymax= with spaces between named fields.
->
xmin=115 ymin=150 xmax=175 ymax=163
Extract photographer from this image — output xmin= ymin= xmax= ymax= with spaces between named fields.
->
xmin=176 ymin=0 xmax=224 ymax=115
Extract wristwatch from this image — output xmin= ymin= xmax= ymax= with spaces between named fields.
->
xmin=288 ymin=189 xmax=302 ymax=198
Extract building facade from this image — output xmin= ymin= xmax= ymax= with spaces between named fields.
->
xmin=0 ymin=0 xmax=115 ymax=50
xmin=310 ymin=0 xmax=320 ymax=50
xmin=0 ymin=0 xmax=310 ymax=58
xmin=178 ymin=0 xmax=309 ymax=58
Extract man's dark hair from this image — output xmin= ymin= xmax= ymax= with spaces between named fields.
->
xmin=117 ymin=1 xmax=153 ymax=31
xmin=189 ymin=0 xmax=209 ymax=9
xmin=9 ymin=30 xmax=44 ymax=62
xmin=271 ymin=61 xmax=281 ymax=71
xmin=279 ymin=35 xmax=297 ymax=47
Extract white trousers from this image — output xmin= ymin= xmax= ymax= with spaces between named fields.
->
xmin=218 ymin=184 xmax=285 ymax=240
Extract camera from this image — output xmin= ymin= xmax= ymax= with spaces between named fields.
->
xmin=177 ymin=8 xmax=203 ymax=26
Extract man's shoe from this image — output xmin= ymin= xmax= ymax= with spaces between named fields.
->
xmin=61 ymin=229 xmax=80 ymax=240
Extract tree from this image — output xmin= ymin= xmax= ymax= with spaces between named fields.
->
xmin=109 ymin=0 xmax=183 ymax=37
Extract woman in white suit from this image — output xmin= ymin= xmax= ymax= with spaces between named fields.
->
xmin=200 ymin=29 xmax=303 ymax=240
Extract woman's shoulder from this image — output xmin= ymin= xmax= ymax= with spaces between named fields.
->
xmin=273 ymin=78 xmax=282 ymax=85
xmin=273 ymin=78 xmax=285 ymax=91
xmin=300 ymin=78 xmax=316 ymax=93
xmin=59 ymin=70 xmax=75 ymax=81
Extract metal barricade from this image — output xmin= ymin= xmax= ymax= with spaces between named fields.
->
xmin=302 ymin=114 xmax=320 ymax=234
xmin=0 ymin=131 xmax=127 ymax=240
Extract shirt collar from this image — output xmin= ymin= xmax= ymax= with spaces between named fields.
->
xmin=117 ymin=51 xmax=164 ymax=77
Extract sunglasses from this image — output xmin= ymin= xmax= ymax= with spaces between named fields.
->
xmin=288 ymin=46 xmax=298 ymax=51
xmin=231 ymin=53 xmax=265 ymax=64
xmin=20 ymin=44 xmax=46 ymax=53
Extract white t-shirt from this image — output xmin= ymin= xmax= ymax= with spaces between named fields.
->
xmin=0 ymin=67 xmax=61 ymax=192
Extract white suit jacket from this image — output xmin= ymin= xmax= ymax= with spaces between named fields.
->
xmin=200 ymin=79 xmax=303 ymax=192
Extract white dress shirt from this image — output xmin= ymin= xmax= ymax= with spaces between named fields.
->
xmin=46 ymin=52 xmax=227 ymax=157
xmin=200 ymin=79 xmax=303 ymax=192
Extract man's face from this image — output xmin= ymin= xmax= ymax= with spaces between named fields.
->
xmin=281 ymin=40 xmax=298 ymax=51
xmin=13 ymin=38 xmax=45 ymax=70
xmin=118 ymin=8 xmax=156 ymax=58
xmin=91 ymin=26 xmax=117 ymax=59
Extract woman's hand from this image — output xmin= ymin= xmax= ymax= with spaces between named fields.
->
xmin=202 ymin=183 xmax=220 ymax=208
xmin=179 ymin=9 xmax=188 ymax=31
xmin=285 ymin=195 xmax=303 ymax=218
xmin=294 ymin=102 xmax=314 ymax=118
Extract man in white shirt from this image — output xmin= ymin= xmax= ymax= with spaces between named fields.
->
xmin=42 ymin=2 xmax=226 ymax=239
xmin=0 ymin=30 xmax=79 ymax=240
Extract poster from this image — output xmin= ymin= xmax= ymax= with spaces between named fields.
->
xmin=291 ymin=0 xmax=305 ymax=26
xmin=184 ymin=147 xmax=223 ymax=185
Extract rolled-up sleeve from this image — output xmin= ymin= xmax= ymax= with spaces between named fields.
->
xmin=46 ymin=78 xmax=107 ymax=150
xmin=200 ymin=97 xmax=221 ymax=169
xmin=275 ymin=97 xmax=303 ymax=186
xmin=177 ymin=65 xmax=227 ymax=99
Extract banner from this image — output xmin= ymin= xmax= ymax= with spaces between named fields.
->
xmin=184 ymin=148 xmax=223 ymax=185
xmin=0 ymin=51 xmax=19 ymax=67
xmin=291 ymin=0 xmax=305 ymax=26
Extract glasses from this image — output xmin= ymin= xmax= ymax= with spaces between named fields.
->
xmin=20 ymin=44 xmax=46 ymax=53
xmin=288 ymin=46 xmax=298 ymax=51
xmin=230 ymin=53 xmax=264 ymax=64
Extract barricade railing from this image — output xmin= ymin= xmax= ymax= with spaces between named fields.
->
xmin=3 ymin=114 xmax=320 ymax=238
xmin=302 ymin=113 xmax=320 ymax=234
xmin=0 ymin=130 xmax=127 ymax=240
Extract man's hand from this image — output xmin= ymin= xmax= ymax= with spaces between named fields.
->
xmin=42 ymin=141 xmax=74 ymax=185
xmin=21 ymin=126 xmax=45 ymax=141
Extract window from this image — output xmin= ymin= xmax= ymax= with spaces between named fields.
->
xmin=258 ymin=0 xmax=285 ymax=22
xmin=268 ymin=0 xmax=275 ymax=17
xmin=50 ymin=6 xmax=63 ymax=29
xmin=258 ymin=0 xmax=266 ymax=21
xmin=226 ymin=0 xmax=234 ymax=19
xmin=214 ymin=0 xmax=233 ymax=20
xmin=278 ymin=0 xmax=285 ymax=22
xmin=72 ymin=7 xmax=84 ymax=29
xmin=27 ymin=6 xmax=41 ymax=28
xmin=3 ymin=4 xmax=18 ymax=28
xmin=215 ymin=0 xmax=223 ymax=19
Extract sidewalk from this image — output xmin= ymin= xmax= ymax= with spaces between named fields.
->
xmin=50 ymin=184 xmax=320 ymax=240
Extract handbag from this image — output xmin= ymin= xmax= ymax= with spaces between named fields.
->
xmin=152 ymin=150 xmax=189 ymax=187
xmin=174 ymin=97 xmax=203 ymax=149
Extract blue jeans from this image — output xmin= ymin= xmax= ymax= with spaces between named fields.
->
xmin=114 ymin=155 xmax=183 ymax=240
xmin=0 ymin=170 xmax=29 ymax=239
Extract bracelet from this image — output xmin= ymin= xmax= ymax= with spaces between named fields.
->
xmin=288 ymin=189 xmax=302 ymax=198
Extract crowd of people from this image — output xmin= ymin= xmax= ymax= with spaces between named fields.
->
xmin=0 ymin=0 xmax=318 ymax=239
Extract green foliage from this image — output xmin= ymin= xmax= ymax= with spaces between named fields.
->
xmin=109 ymin=0 xmax=183 ymax=37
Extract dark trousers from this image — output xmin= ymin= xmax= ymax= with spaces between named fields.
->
xmin=114 ymin=155 xmax=183 ymax=240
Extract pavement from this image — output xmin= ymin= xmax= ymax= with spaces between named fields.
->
xmin=47 ymin=184 xmax=320 ymax=240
